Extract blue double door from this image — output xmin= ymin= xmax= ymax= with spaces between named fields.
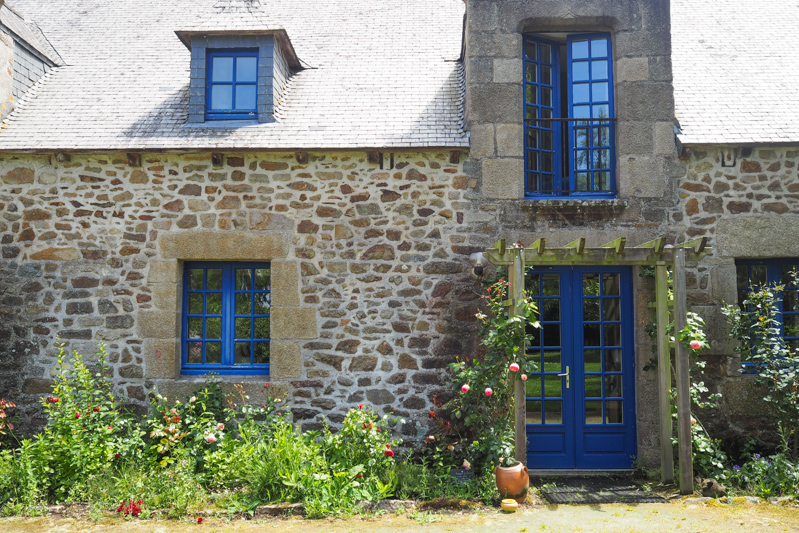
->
xmin=525 ymin=266 xmax=636 ymax=469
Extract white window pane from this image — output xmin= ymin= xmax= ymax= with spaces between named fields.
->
xmin=591 ymin=60 xmax=608 ymax=79
xmin=235 ymin=85 xmax=257 ymax=111
xmin=591 ymin=38 xmax=608 ymax=58
xmin=573 ymin=105 xmax=590 ymax=119
xmin=211 ymin=57 xmax=233 ymax=82
xmin=573 ymin=83 xmax=590 ymax=103
xmin=592 ymin=82 xmax=608 ymax=101
xmin=211 ymin=85 xmax=232 ymax=110
xmin=572 ymin=39 xmax=589 ymax=59
xmin=236 ymin=56 xmax=258 ymax=82
xmin=572 ymin=61 xmax=589 ymax=82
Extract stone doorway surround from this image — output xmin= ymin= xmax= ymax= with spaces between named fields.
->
xmin=139 ymin=230 xmax=318 ymax=400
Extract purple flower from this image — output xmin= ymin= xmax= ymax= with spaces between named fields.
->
xmin=733 ymin=465 xmax=740 ymax=471
xmin=755 ymin=453 xmax=761 ymax=459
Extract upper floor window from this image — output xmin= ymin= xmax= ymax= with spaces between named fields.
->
xmin=736 ymin=259 xmax=799 ymax=352
xmin=182 ymin=262 xmax=271 ymax=375
xmin=206 ymin=49 xmax=259 ymax=120
xmin=523 ymin=33 xmax=615 ymax=198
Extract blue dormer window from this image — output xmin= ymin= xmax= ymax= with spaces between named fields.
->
xmin=206 ymin=49 xmax=259 ymax=120
xmin=523 ymin=33 xmax=616 ymax=197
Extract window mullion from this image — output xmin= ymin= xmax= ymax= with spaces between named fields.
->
xmin=223 ymin=264 xmax=233 ymax=367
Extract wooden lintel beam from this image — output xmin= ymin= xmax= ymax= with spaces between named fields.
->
xmin=637 ymin=236 xmax=667 ymax=254
xmin=601 ymin=237 xmax=626 ymax=254
xmin=529 ymin=238 xmax=546 ymax=255
xmin=565 ymin=237 xmax=586 ymax=254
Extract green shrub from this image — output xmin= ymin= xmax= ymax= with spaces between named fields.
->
xmin=730 ymin=453 xmax=799 ymax=498
xmin=34 ymin=342 xmax=143 ymax=500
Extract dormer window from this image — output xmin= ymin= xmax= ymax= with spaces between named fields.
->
xmin=176 ymin=25 xmax=301 ymax=124
xmin=206 ymin=49 xmax=259 ymax=120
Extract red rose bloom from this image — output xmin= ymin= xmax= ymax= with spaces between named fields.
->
xmin=384 ymin=449 xmax=395 ymax=457
xmin=75 ymin=412 xmax=80 ymax=419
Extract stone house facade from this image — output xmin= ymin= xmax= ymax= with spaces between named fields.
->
xmin=1 ymin=0 xmax=798 ymax=470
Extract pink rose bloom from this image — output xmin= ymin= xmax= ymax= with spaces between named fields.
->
xmin=690 ymin=340 xmax=702 ymax=350
xmin=485 ymin=388 xmax=493 ymax=397
xmin=509 ymin=362 xmax=520 ymax=372
xmin=217 ymin=423 xmax=225 ymax=430
xmin=462 ymin=459 xmax=471 ymax=470
xmin=205 ymin=434 xmax=216 ymax=444
xmin=521 ymin=374 xmax=528 ymax=381
xmin=461 ymin=384 xmax=470 ymax=393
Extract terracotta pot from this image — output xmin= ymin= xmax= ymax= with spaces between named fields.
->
xmin=494 ymin=462 xmax=529 ymax=503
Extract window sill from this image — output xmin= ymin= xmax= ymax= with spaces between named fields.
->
xmin=184 ymin=119 xmax=262 ymax=129
xmin=520 ymin=198 xmax=628 ymax=210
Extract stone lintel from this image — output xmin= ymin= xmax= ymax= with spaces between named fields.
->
xmin=160 ymin=231 xmax=289 ymax=260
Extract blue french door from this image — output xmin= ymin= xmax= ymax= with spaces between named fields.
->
xmin=525 ymin=266 xmax=636 ymax=469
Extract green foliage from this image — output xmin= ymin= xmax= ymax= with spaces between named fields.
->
xmin=729 ymin=452 xmax=799 ymax=498
xmin=722 ymin=279 xmax=799 ymax=460
xmin=34 ymin=342 xmax=144 ymax=500
xmin=445 ymin=274 xmax=539 ymax=469
xmin=391 ymin=459 xmax=497 ymax=504
xmin=0 ymin=341 xmax=494 ymax=518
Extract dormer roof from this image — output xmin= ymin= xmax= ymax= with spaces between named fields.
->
xmin=175 ymin=0 xmax=301 ymax=70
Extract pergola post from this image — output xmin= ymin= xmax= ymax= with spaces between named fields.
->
xmin=509 ymin=246 xmax=527 ymax=465
xmin=655 ymin=263 xmax=674 ymax=483
xmin=673 ymin=248 xmax=694 ymax=494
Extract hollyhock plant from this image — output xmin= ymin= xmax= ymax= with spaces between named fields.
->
xmin=461 ymin=384 xmax=470 ymax=393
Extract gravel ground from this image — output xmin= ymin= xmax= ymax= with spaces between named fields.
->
xmin=2 ymin=499 xmax=799 ymax=533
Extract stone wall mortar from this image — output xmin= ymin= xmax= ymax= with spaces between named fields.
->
xmin=0 ymin=150 xmax=476 ymax=435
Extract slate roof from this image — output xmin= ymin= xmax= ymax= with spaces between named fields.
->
xmin=671 ymin=0 xmax=799 ymax=145
xmin=0 ymin=0 xmax=467 ymax=151
xmin=0 ymin=3 xmax=62 ymax=66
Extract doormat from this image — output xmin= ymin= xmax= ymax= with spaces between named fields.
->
xmin=531 ymin=476 xmax=668 ymax=504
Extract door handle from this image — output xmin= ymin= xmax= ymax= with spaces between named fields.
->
xmin=558 ymin=366 xmax=570 ymax=389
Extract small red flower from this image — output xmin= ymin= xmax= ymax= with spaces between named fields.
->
xmin=75 ymin=412 xmax=81 ymax=419
xmin=358 ymin=403 xmax=363 ymax=409
xmin=115 ymin=453 xmax=121 ymax=459
xmin=386 ymin=443 xmax=391 ymax=448
xmin=93 ymin=406 xmax=100 ymax=412
xmin=197 ymin=517 xmax=203 ymax=524
xmin=376 ymin=428 xmax=381 ymax=432
xmin=429 ymin=410 xmax=436 ymax=419
xmin=356 ymin=473 xmax=363 ymax=478
xmin=384 ymin=449 xmax=395 ymax=457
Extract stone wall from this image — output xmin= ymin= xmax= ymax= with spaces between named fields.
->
xmin=676 ymin=145 xmax=799 ymax=445
xmin=0 ymin=150 xmax=480 ymax=437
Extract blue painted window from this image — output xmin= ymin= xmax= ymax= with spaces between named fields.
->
xmin=182 ymin=262 xmax=270 ymax=375
xmin=523 ymin=33 xmax=615 ymax=197
xmin=206 ymin=49 xmax=259 ymax=120
xmin=736 ymin=259 xmax=799 ymax=356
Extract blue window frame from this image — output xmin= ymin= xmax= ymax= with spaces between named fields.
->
xmin=736 ymin=259 xmax=799 ymax=355
xmin=523 ymin=33 xmax=615 ymax=197
xmin=182 ymin=262 xmax=270 ymax=375
xmin=206 ymin=49 xmax=259 ymax=120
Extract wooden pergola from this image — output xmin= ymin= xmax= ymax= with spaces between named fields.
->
xmin=484 ymin=236 xmax=709 ymax=494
